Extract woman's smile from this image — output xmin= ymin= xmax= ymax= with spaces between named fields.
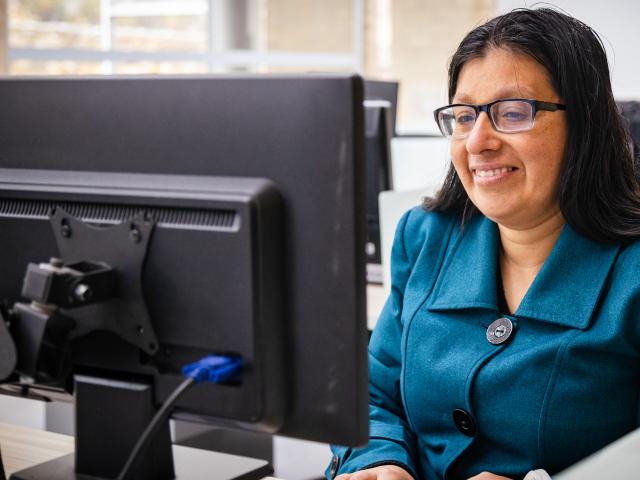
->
xmin=471 ymin=165 xmax=518 ymax=184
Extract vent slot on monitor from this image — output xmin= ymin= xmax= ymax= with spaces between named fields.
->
xmin=0 ymin=199 xmax=238 ymax=231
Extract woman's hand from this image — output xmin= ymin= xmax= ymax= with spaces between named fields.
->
xmin=467 ymin=473 xmax=512 ymax=480
xmin=335 ymin=465 xmax=414 ymax=480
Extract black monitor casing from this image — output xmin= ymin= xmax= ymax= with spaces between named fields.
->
xmin=0 ymin=75 xmax=368 ymax=447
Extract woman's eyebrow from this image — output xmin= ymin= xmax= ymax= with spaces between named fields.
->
xmin=452 ymin=87 xmax=537 ymax=104
xmin=451 ymin=93 xmax=473 ymax=103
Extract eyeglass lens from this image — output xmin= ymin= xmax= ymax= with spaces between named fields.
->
xmin=438 ymin=100 xmax=535 ymax=137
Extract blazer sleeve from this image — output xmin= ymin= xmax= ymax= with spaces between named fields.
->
xmin=326 ymin=209 xmax=419 ymax=479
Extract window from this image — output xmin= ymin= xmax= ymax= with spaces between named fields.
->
xmin=7 ymin=0 xmax=497 ymax=133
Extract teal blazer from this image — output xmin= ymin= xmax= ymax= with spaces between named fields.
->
xmin=328 ymin=207 xmax=640 ymax=479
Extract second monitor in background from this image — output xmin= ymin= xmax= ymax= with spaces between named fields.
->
xmin=363 ymin=80 xmax=398 ymax=284
xmin=364 ymin=80 xmax=399 ymax=136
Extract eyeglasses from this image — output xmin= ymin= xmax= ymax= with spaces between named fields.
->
xmin=433 ymin=98 xmax=566 ymax=138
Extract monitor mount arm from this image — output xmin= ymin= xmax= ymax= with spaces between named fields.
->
xmin=1 ymin=207 xmax=158 ymax=386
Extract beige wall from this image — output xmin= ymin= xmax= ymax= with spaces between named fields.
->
xmin=264 ymin=0 xmax=354 ymax=53
xmin=364 ymin=0 xmax=496 ymax=131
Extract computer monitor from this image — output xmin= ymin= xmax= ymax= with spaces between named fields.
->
xmin=364 ymin=79 xmax=399 ymax=136
xmin=363 ymin=81 xmax=398 ymax=284
xmin=0 ymin=74 xmax=368 ymax=479
xmin=363 ymin=101 xmax=393 ymax=283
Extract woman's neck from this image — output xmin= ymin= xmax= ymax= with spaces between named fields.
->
xmin=498 ymin=210 xmax=566 ymax=271
xmin=497 ymin=210 xmax=565 ymax=313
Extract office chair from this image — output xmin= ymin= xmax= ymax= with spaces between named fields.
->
xmin=617 ymin=100 xmax=640 ymax=181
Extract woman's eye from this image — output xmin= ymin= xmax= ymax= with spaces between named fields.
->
xmin=456 ymin=113 xmax=475 ymax=124
xmin=501 ymin=110 xmax=527 ymax=122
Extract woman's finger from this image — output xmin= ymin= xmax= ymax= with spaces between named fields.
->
xmin=467 ymin=472 xmax=512 ymax=480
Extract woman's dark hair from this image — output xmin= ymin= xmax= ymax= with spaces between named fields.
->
xmin=424 ymin=7 xmax=640 ymax=243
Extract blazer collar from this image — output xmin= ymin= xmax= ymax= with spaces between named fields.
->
xmin=427 ymin=215 xmax=621 ymax=330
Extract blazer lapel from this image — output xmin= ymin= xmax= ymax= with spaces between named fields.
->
xmin=428 ymin=215 xmax=500 ymax=312
xmin=515 ymin=224 xmax=621 ymax=330
xmin=426 ymin=216 xmax=621 ymax=331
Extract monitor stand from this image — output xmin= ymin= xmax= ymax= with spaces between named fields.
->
xmin=9 ymin=374 xmax=272 ymax=480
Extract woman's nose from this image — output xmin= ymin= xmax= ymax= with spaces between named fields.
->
xmin=465 ymin=112 xmax=501 ymax=154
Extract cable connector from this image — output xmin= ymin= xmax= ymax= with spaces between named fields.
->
xmin=181 ymin=354 xmax=242 ymax=384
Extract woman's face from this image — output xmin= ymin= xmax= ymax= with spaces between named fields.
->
xmin=450 ymin=47 xmax=567 ymax=229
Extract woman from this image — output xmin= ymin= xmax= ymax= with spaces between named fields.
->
xmin=328 ymin=8 xmax=640 ymax=480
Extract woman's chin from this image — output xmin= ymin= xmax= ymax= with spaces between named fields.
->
xmin=473 ymin=201 xmax=519 ymax=225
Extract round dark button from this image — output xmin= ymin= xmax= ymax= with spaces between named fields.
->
xmin=453 ymin=408 xmax=477 ymax=437
xmin=486 ymin=317 xmax=514 ymax=345
xmin=329 ymin=454 xmax=340 ymax=478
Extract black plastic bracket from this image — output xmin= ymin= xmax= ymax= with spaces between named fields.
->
xmin=50 ymin=208 xmax=159 ymax=355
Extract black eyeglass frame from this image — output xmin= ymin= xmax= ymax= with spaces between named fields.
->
xmin=433 ymin=98 xmax=566 ymax=136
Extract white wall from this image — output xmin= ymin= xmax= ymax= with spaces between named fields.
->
xmin=498 ymin=0 xmax=640 ymax=101
xmin=0 ymin=395 xmax=46 ymax=430
xmin=390 ymin=136 xmax=450 ymax=192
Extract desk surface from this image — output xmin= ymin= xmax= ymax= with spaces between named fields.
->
xmin=0 ymin=422 xmax=279 ymax=480
xmin=0 ymin=422 xmax=73 ymax=476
